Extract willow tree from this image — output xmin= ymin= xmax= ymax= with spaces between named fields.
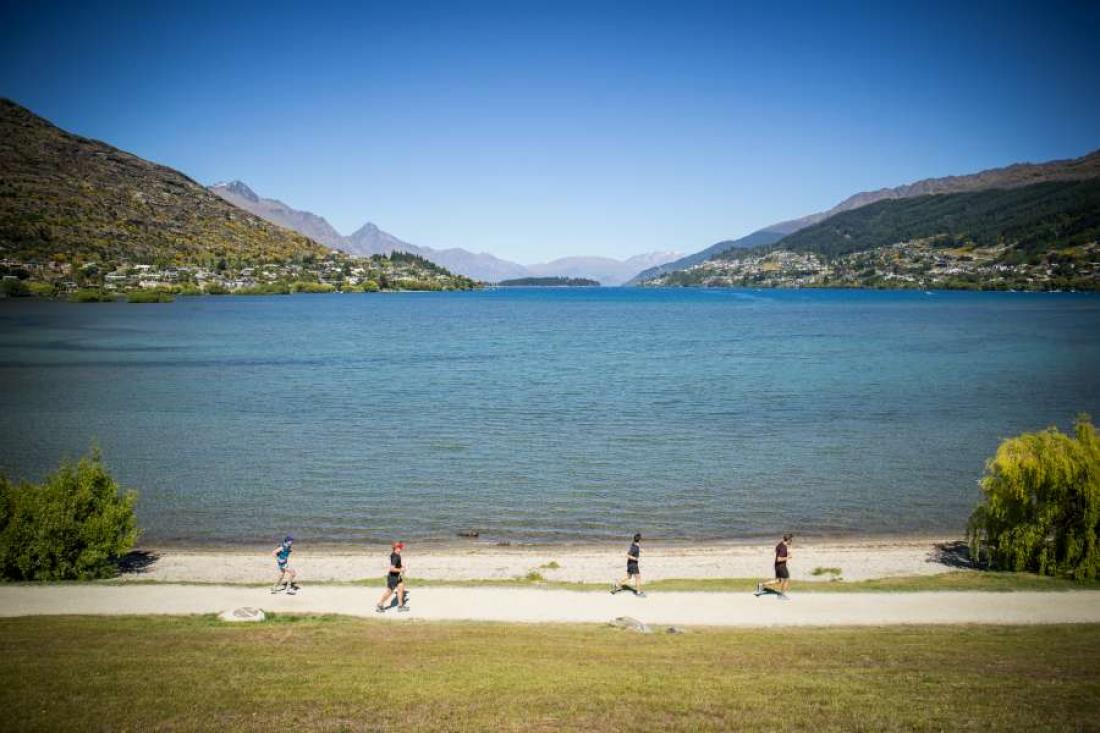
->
xmin=968 ymin=415 xmax=1100 ymax=580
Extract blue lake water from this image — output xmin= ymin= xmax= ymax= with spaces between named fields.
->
xmin=1 ymin=288 xmax=1098 ymax=546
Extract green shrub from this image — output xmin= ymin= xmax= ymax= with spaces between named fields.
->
xmin=811 ymin=567 xmax=843 ymax=578
xmin=27 ymin=281 xmax=56 ymax=297
xmin=0 ymin=278 xmax=31 ymax=297
xmin=233 ymin=282 xmax=290 ymax=295
xmin=291 ymin=281 xmax=336 ymax=294
xmin=126 ymin=289 xmax=175 ymax=303
xmin=362 ymin=280 xmax=380 ymax=293
xmin=0 ymin=451 xmax=139 ymax=581
xmin=69 ymin=288 xmax=115 ymax=303
xmin=968 ymin=414 xmax=1100 ymax=580
xmin=203 ymin=283 xmax=229 ymax=295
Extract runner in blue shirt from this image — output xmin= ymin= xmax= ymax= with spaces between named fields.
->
xmin=271 ymin=535 xmax=300 ymax=594
xmin=610 ymin=533 xmax=645 ymax=597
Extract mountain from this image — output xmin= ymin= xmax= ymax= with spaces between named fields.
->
xmin=211 ymin=181 xmax=679 ymax=283
xmin=630 ymin=149 xmax=1100 ymax=284
xmin=210 ymin=181 xmax=528 ymax=280
xmin=526 ymin=252 xmax=681 ymax=286
xmin=210 ymin=180 xmax=346 ymax=248
xmin=735 ymin=178 xmax=1100 ymax=261
xmin=428 ymin=248 xmax=530 ymax=282
xmin=342 ymin=221 xmax=427 ymax=257
xmin=628 ymin=230 xmax=787 ymax=284
xmin=648 ymin=179 xmax=1100 ymax=291
xmin=0 ymin=99 xmax=327 ymax=264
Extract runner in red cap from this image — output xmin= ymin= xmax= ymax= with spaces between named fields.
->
xmin=376 ymin=541 xmax=409 ymax=612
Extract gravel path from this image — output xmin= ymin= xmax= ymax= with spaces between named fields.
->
xmin=2 ymin=585 xmax=1098 ymax=627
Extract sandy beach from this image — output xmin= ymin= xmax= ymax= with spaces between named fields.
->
xmin=120 ymin=537 xmax=964 ymax=584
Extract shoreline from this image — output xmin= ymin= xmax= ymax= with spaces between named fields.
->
xmin=122 ymin=536 xmax=966 ymax=584
xmin=134 ymin=531 xmax=960 ymax=553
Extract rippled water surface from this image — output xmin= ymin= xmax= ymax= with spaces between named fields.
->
xmin=1 ymin=288 xmax=1098 ymax=545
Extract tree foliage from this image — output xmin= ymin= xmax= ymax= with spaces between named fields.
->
xmin=0 ymin=450 xmax=139 ymax=580
xmin=968 ymin=415 xmax=1100 ymax=580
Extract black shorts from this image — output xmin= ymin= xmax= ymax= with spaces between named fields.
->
xmin=775 ymin=563 xmax=789 ymax=580
xmin=627 ymin=562 xmax=639 ymax=576
xmin=387 ymin=573 xmax=402 ymax=590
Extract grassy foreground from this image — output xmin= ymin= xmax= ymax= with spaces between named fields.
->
xmin=3 ymin=617 xmax=1099 ymax=732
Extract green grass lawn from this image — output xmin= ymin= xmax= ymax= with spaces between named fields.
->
xmin=3 ymin=616 xmax=1098 ymax=732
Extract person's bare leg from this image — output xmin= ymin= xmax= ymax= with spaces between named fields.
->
xmin=634 ymin=574 xmax=642 ymax=594
xmin=273 ymin=570 xmax=287 ymax=590
xmin=377 ymin=588 xmax=392 ymax=608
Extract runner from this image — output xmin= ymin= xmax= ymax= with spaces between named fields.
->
xmin=610 ymin=533 xmax=645 ymax=597
xmin=376 ymin=541 xmax=409 ymax=612
xmin=270 ymin=535 xmax=299 ymax=594
xmin=755 ymin=534 xmax=793 ymax=600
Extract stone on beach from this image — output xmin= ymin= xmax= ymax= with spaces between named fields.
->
xmin=609 ymin=616 xmax=650 ymax=633
xmin=218 ymin=607 xmax=266 ymax=622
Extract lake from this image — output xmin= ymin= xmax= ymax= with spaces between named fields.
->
xmin=1 ymin=288 xmax=1097 ymax=545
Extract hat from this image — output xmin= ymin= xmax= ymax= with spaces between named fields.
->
xmin=284 ymin=535 xmax=295 ymax=543
xmin=392 ymin=541 xmax=405 ymax=550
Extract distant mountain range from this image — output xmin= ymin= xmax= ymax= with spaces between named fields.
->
xmin=630 ymin=149 xmax=1100 ymax=284
xmin=210 ymin=181 xmax=680 ymax=284
xmin=0 ymin=99 xmax=327 ymax=264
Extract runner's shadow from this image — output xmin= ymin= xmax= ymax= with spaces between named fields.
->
xmin=388 ymin=591 xmax=411 ymax=610
xmin=115 ymin=550 xmax=160 ymax=576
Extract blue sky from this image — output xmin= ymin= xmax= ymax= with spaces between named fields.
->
xmin=2 ymin=1 xmax=1098 ymax=263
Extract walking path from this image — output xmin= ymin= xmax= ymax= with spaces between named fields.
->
xmin=2 ymin=585 xmax=1099 ymax=627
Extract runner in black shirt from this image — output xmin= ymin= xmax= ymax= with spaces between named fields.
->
xmin=376 ymin=541 xmax=408 ymax=612
xmin=611 ymin=533 xmax=645 ymax=597
xmin=755 ymin=534 xmax=793 ymax=600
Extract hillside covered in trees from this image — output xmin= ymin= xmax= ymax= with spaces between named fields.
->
xmin=0 ymin=99 xmax=478 ymax=295
xmin=645 ymin=179 xmax=1100 ymax=291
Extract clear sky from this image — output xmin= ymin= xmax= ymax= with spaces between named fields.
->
xmin=2 ymin=1 xmax=1098 ymax=263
